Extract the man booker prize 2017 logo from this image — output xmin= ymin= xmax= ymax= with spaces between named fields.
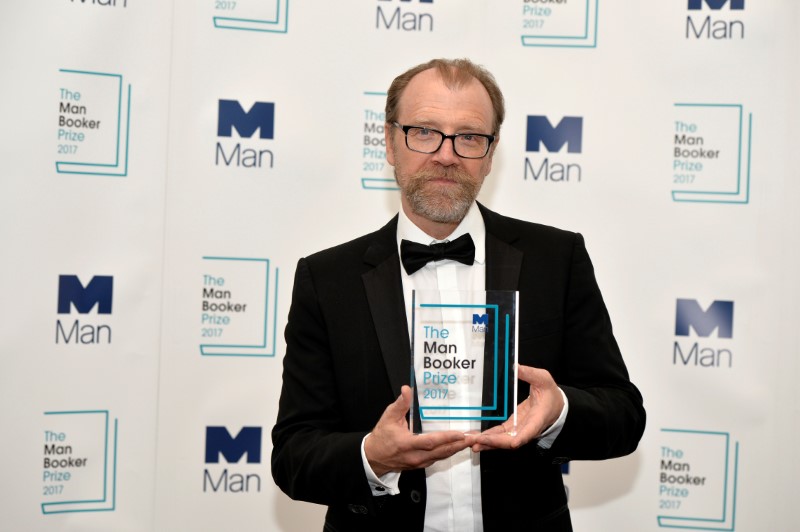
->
xmin=41 ymin=410 xmax=119 ymax=515
xmin=673 ymin=299 xmax=734 ymax=368
xmin=520 ymin=0 xmax=599 ymax=49
xmin=524 ymin=115 xmax=583 ymax=183
xmin=203 ymin=426 xmax=263 ymax=493
xmin=215 ymin=99 xmax=275 ymax=170
xmin=213 ymin=0 xmax=290 ymax=33
xmin=55 ymin=275 xmax=113 ymax=344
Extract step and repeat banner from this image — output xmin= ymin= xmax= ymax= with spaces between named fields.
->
xmin=1 ymin=1 xmax=798 ymax=531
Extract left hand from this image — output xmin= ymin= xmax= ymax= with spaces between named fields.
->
xmin=467 ymin=364 xmax=564 ymax=452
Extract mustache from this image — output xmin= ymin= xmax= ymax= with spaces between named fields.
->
xmin=408 ymin=166 xmax=472 ymax=183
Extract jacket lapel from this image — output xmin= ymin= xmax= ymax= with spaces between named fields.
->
xmin=481 ymin=204 xmax=523 ymax=291
xmin=362 ymin=217 xmax=411 ymax=397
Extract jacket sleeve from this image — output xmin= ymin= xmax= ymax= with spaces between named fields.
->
xmin=270 ymin=258 xmax=376 ymax=508
xmin=546 ymin=233 xmax=646 ymax=460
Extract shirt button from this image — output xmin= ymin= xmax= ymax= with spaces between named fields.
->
xmin=347 ymin=504 xmax=368 ymax=514
xmin=410 ymin=490 xmax=422 ymax=503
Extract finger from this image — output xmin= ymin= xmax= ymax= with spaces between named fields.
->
xmin=413 ymin=430 xmax=467 ymax=451
xmin=472 ymin=433 xmax=518 ymax=450
xmin=479 ymin=424 xmax=511 ymax=436
xmin=413 ymin=439 xmax=472 ymax=468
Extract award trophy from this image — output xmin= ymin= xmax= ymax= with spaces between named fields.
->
xmin=409 ymin=290 xmax=518 ymax=434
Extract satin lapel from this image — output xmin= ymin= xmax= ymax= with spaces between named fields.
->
xmin=362 ymin=224 xmax=410 ymax=397
xmin=485 ymin=232 xmax=523 ymax=291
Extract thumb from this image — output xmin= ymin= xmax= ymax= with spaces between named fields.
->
xmin=516 ymin=364 xmax=540 ymax=384
xmin=383 ymin=385 xmax=412 ymax=421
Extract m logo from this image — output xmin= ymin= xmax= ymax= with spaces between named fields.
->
xmin=688 ymin=0 xmax=744 ymax=10
xmin=217 ymin=100 xmax=275 ymax=139
xmin=57 ymin=275 xmax=113 ymax=314
xmin=472 ymin=313 xmax=489 ymax=326
xmin=675 ymin=299 xmax=734 ymax=338
xmin=526 ymin=116 xmax=583 ymax=154
xmin=205 ymin=426 xmax=262 ymax=464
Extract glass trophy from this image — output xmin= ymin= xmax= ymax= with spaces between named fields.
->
xmin=409 ymin=290 xmax=518 ymax=434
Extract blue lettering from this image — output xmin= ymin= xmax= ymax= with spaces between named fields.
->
xmin=526 ymin=116 xmax=583 ymax=153
xmin=205 ymin=426 xmax=262 ymax=464
xmin=688 ymin=0 xmax=744 ymax=10
xmin=675 ymin=299 xmax=734 ymax=338
xmin=217 ymin=100 xmax=275 ymax=139
xmin=57 ymin=275 xmax=113 ymax=314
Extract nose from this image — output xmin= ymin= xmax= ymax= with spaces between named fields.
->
xmin=431 ymin=136 xmax=460 ymax=166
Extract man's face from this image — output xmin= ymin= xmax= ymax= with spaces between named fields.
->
xmin=386 ymin=68 xmax=497 ymax=226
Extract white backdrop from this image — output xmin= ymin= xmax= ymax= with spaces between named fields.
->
xmin=1 ymin=1 xmax=798 ymax=531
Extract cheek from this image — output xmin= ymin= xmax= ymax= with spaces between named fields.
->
xmin=480 ymin=157 xmax=493 ymax=177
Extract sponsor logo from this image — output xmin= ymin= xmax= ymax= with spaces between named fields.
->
xmin=673 ymin=299 xmax=734 ymax=368
xmin=520 ymin=0 xmax=598 ymax=48
xmin=41 ymin=410 xmax=119 ymax=514
xmin=472 ymin=313 xmax=488 ymax=333
xmin=69 ymin=0 xmax=128 ymax=8
xmin=658 ymin=428 xmax=739 ymax=530
xmin=686 ymin=0 xmax=745 ymax=40
xmin=213 ymin=0 xmax=289 ymax=33
xmin=215 ymin=100 xmax=276 ymax=170
xmin=675 ymin=299 xmax=733 ymax=339
xmin=203 ymin=426 xmax=263 ymax=493
xmin=205 ymin=426 xmax=262 ymax=464
xmin=672 ymin=104 xmax=752 ymax=204
xmin=524 ymin=115 xmax=584 ymax=183
xmin=55 ymin=275 xmax=113 ymax=345
xmin=375 ymin=0 xmax=434 ymax=32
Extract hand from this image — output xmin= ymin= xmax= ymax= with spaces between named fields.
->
xmin=364 ymin=385 xmax=470 ymax=477
xmin=467 ymin=364 xmax=564 ymax=452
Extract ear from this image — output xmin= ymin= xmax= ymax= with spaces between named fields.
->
xmin=385 ymin=123 xmax=396 ymax=166
xmin=484 ymin=135 xmax=499 ymax=176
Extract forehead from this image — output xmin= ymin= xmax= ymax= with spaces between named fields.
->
xmin=397 ymin=68 xmax=494 ymax=130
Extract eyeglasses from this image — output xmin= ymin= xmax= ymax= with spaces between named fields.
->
xmin=392 ymin=122 xmax=495 ymax=159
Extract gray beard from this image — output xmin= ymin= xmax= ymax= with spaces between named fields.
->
xmin=401 ymin=168 xmax=480 ymax=224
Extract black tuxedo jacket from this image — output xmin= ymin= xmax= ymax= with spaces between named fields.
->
xmin=272 ymin=204 xmax=645 ymax=532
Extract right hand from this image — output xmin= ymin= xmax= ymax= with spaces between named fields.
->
xmin=364 ymin=386 xmax=470 ymax=477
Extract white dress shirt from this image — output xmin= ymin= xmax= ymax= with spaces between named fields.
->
xmin=361 ymin=203 xmax=568 ymax=532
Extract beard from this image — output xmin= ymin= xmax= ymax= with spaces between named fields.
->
xmin=398 ymin=166 xmax=482 ymax=224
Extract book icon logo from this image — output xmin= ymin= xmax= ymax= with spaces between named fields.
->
xmin=41 ymin=410 xmax=118 ymax=514
xmin=200 ymin=257 xmax=279 ymax=357
xmin=672 ymin=103 xmax=752 ymax=204
xmin=658 ymin=429 xmax=739 ymax=530
xmin=213 ymin=0 xmax=289 ymax=33
xmin=56 ymin=70 xmax=131 ymax=177
xmin=521 ymin=0 xmax=598 ymax=48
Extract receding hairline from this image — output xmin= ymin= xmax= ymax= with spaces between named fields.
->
xmin=385 ymin=58 xmax=505 ymax=134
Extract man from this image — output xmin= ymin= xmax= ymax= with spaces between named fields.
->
xmin=272 ymin=58 xmax=645 ymax=531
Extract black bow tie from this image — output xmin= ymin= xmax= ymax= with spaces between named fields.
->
xmin=400 ymin=233 xmax=476 ymax=275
